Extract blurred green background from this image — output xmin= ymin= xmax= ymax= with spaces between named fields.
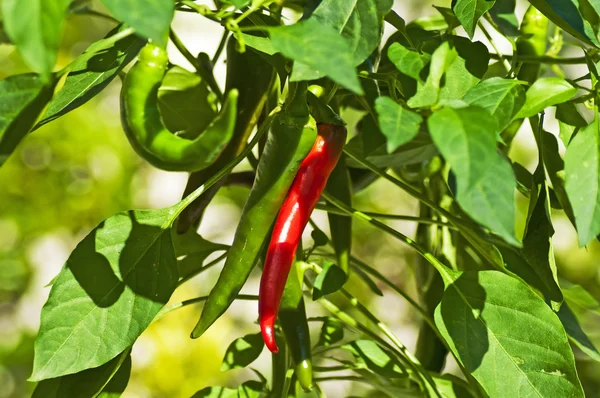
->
xmin=1 ymin=0 xmax=599 ymax=397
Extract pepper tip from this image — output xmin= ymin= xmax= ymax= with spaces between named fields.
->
xmin=260 ymin=315 xmax=279 ymax=353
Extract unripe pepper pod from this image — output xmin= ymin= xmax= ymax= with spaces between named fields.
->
xmin=259 ymin=123 xmax=347 ymax=353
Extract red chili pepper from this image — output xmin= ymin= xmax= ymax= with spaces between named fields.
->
xmin=259 ymin=123 xmax=347 ymax=353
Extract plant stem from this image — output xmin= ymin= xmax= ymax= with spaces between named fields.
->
xmin=212 ymin=30 xmax=230 ymax=65
xmin=478 ymin=21 xmax=511 ymax=71
xmin=154 ymin=294 xmax=257 ymax=322
xmin=176 ymin=251 xmax=229 ymax=287
xmin=320 ymin=191 xmax=451 ymax=281
xmin=489 ymin=53 xmax=588 ymax=64
xmin=316 ymin=294 xmax=439 ymax=396
xmin=314 ymin=204 xmax=456 ymax=228
xmin=169 ymin=29 xmax=224 ymax=101
xmin=342 ymin=149 xmax=487 ymax=239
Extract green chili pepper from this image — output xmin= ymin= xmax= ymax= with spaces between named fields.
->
xmin=191 ymin=83 xmax=317 ymax=338
xmin=176 ymin=37 xmax=275 ymax=233
xmin=516 ymin=6 xmax=548 ymax=84
xmin=120 ymin=43 xmax=238 ymax=171
xmin=279 ymin=259 xmax=313 ymax=392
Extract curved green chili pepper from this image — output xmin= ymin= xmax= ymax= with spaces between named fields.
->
xmin=279 ymin=259 xmax=313 ymax=392
xmin=191 ymin=83 xmax=317 ymax=338
xmin=120 ymin=43 xmax=238 ymax=171
xmin=176 ymin=37 xmax=275 ymax=233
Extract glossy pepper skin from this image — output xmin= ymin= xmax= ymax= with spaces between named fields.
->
xmin=120 ymin=43 xmax=239 ymax=171
xmin=191 ymin=85 xmax=317 ymax=339
xmin=259 ymin=123 xmax=347 ymax=353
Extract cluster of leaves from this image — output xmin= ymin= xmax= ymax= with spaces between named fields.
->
xmin=2 ymin=0 xmax=600 ymax=397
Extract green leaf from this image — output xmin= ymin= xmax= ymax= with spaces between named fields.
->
xmin=292 ymin=0 xmax=393 ymax=80
xmin=221 ymin=332 xmax=264 ymax=371
xmin=439 ymin=37 xmax=489 ymax=101
xmin=310 ymin=0 xmax=392 ymax=65
xmin=97 ymin=353 xmax=132 ymax=398
xmin=157 ymin=66 xmax=218 ymax=134
xmin=489 ymin=0 xmax=519 ymax=36
xmin=172 ymin=229 xmax=228 ymax=281
xmin=269 ymin=19 xmax=363 ymax=94
xmin=101 ymin=0 xmax=174 ymax=45
xmin=565 ymin=119 xmax=600 ymax=246
xmin=242 ymin=34 xmax=277 ymax=56
xmin=557 ymin=303 xmax=600 ymax=363
xmin=0 ymin=74 xmax=55 ymax=166
xmin=407 ymin=42 xmax=457 ymax=108
xmin=317 ymin=317 xmax=344 ymax=347
xmin=38 ymin=27 xmax=145 ymax=128
xmin=452 ymin=0 xmax=496 ymax=38
xmin=342 ymin=340 xmax=406 ymax=378
xmin=32 ymin=351 xmax=131 ymax=398
xmin=30 ymin=208 xmax=178 ymax=381
xmin=563 ymin=283 xmax=600 ymax=313
xmin=191 ymin=381 xmax=264 ymax=398
xmin=312 ymin=261 xmax=347 ymax=300
xmin=1 ymin=0 xmax=70 ymax=78
xmin=521 ymin=181 xmax=562 ymax=307
xmin=528 ymin=0 xmax=600 ymax=47
xmin=556 ymin=102 xmax=588 ymax=146
xmin=435 ymin=270 xmax=584 ymax=398
xmin=387 ymin=43 xmax=430 ymax=81
xmin=374 ymin=96 xmax=423 ymax=153
xmin=542 ymin=131 xmax=577 ymax=228
xmin=463 ymin=77 xmax=526 ymax=131
xmin=516 ymin=78 xmax=578 ymax=119
xmin=428 ymin=106 xmax=518 ymax=245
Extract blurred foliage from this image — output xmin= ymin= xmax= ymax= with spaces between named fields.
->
xmin=1 ymin=0 xmax=600 ymax=397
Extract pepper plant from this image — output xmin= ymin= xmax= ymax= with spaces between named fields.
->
xmin=2 ymin=0 xmax=600 ymax=397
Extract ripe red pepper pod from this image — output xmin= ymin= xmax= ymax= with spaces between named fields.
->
xmin=259 ymin=123 xmax=347 ymax=353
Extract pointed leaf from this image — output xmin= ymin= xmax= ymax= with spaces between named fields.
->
xmin=428 ymin=106 xmax=518 ymax=245
xmin=463 ymin=77 xmax=526 ymax=131
xmin=565 ymin=119 xmax=600 ymax=246
xmin=452 ymin=0 xmax=496 ymax=38
xmin=293 ymin=0 xmax=393 ymax=81
xmin=521 ymin=182 xmax=562 ymax=307
xmin=100 ymin=0 xmax=174 ymax=45
xmin=221 ymin=332 xmax=264 ymax=371
xmin=38 ymin=27 xmax=145 ymax=128
xmin=516 ymin=78 xmax=577 ymax=119
xmin=2 ymin=0 xmax=70 ymax=78
xmin=317 ymin=317 xmax=345 ymax=347
xmin=435 ymin=270 xmax=584 ymax=398
xmin=32 ymin=351 xmax=131 ymax=398
xmin=30 ymin=209 xmax=178 ymax=381
xmin=387 ymin=42 xmax=430 ymax=81
xmin=269 ymin=19 xmax=362 ymax=94
xmin=0 ymin=74 xmax=55 ymax=166
xmin=407 ymin=42 xmax=457 ymax=108
xmin=374 ymin=96 xmax=423 ymax=153
xmin=557 ymin=303 xmax=600 ymax=363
